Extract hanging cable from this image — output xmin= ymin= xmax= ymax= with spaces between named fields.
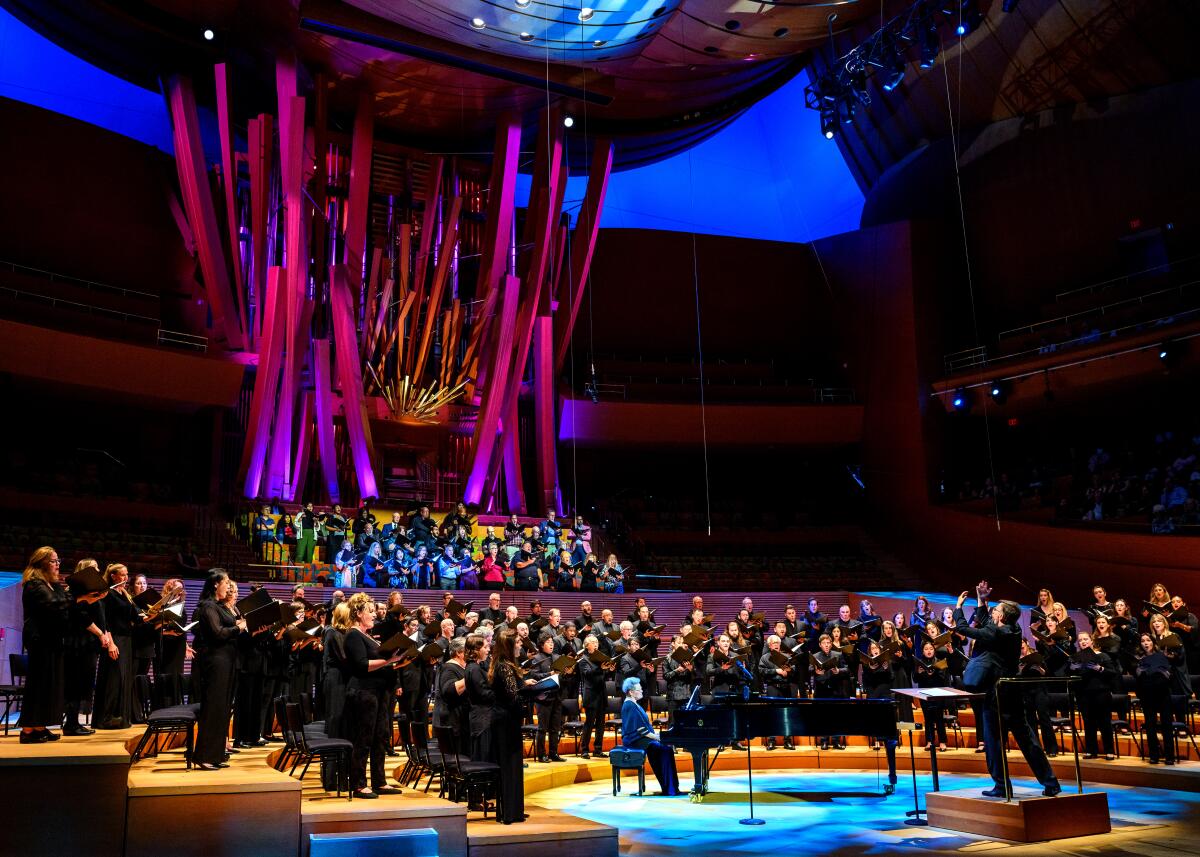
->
xmin=942 ymin=22 xmax=1000 ymax=531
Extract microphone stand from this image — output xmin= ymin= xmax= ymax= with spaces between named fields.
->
xmin=737 ymin=672 xmax=765 ymax=825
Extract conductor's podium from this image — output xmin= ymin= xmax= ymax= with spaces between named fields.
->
xmin=926 ymin=788 xmax=1111 ymax=842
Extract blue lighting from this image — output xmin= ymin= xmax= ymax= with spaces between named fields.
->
xmin=952 ymin=396 xmax=964 ymax=407
xmin=0 ymin=6 xmax=175 ymax=154
xmin=522 ymin=71 xmax=865 ymax=243
xmin=956 ymin=23 xmax=967 ymax=35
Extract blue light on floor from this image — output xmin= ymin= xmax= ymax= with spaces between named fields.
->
xmin=545 ymin=770 xmax=1197 ymax=854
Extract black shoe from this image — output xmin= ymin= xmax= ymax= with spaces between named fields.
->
xmin=18 ymin=731 xmax=49 ymax=745
xmin=1104 ymin=754 xmax=1115 ymax=761
xmin=385 ymin=748 xmax=398 ymax=757
xmin=981 ymin=786 xmax=1006 ymax=798
xmin=43 ymin=731 xmax=61 ymax=742
xmin=1084 ymin=753 xmax=1098 ymax=759
xmin=232 ymin=741 xmax=249 ymax=749
xmin=884 ymin=783 xmax=896 ymax=795
xmin=375 ymin=786 xmax=402 ymax=795
xmin=196 ymin=763 xmax=223 ymax=771
xmin=765 ymin=740 xmax=776 ymax=751
xmin=1165 ymin=760 xmax=1176 ymax=766
xmin=1148 ymin=758 xmax=1160 ymax=765
xmin=580 ymin=752 xmax=591 ymax=759
xmin=226 ymin=747 xmax=241 ymax=754
xmin=594 ymin=751 xmax=607 ymax=758
xmin=1043 ymin=783 xmax=1062 ymax=797
xmin=253 ymin=738 xmax=270 ymax=747
xmin=549 ymin=754 xmax=566 ymax=762
xmin=784 ymin=740 xmax=795 ymax=750
xmin=354 ymin=790 xmax=379 ymax=799
xmin=536 ymin=756 xmax=549 ymax=763
xmin=63 ymin=725 xmax=95 ymax=736
xmin=731 ymin=742 xmax=747 ymax=752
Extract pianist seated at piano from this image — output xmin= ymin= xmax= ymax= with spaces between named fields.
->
xmin=621 ymin=677 xmax=682 ymax=796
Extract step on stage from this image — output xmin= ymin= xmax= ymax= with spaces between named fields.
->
xmin=925 ymin=788 xmax=1111 ymax=842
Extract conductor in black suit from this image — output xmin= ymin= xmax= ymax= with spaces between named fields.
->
xmin=953 ymin=581 xmax=1061 ymax=798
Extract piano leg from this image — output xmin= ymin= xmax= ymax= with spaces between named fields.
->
xmin=689 ymin=749 xmax=709 ymax=800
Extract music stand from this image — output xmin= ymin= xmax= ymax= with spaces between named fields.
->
xmin=893 ymin=687 xmax=982 ymax=793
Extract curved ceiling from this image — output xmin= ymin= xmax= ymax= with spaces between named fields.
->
xmin=813 ymin=0 xmax=1200 ymax=189
xmin=0 ymin=0 xmax=877 ymax=168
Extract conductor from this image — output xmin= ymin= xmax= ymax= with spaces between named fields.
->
xmin=953 ymin=581 xmax=1061 ymax=798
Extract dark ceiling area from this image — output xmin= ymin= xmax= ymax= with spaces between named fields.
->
xmin=0 ymin=0 xmax=880 ymax=169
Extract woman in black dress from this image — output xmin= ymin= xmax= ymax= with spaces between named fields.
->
xmin=464 ymin=635 xmax=496 ymax=762
xmin=192 ymin=570 xmax=246 ymax=769
xmin=63 ymin=558 xmax=114 ymax=736
xmin=94 ymin=563 xmax=144 ymax=729
xmin=155 ymin=579 xmax=190 ymax=707
xmin=19 ymin=547 xmax=70 ymax=744
xmin=342 ymin=593 xmax=404 ymax=799
xmin=490 ymin=630 xmax=534 ymax=824
xmin=320 ymin=602 xmax=351 ymax=790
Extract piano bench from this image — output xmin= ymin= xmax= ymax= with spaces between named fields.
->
xmin=610 ymin=748 xmax=647 ymax=797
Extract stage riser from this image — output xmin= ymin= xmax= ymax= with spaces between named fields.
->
xmin=125 ymin=789 xmax=301 ymax=857
xmin=0 ymin=762 xmax=127 ymax=857
xmin=467 ymin=832 xmax=618 ymax=857
xmin=926 ymin=790 xmax=1111 ymax=842
xmin=301 ymin=819 xmax=466 ymax=857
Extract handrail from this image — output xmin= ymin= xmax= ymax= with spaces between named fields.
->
xmin=158 ymin=329 xmax=209 ymax=352
xmin=0 ymin=258 xmax=159 ymax=301
xmin=0 ymin=284 xmax=160 ymax=324
xmin=999 ymin=279 xmax=1199 ymax=341
xmin=1053 ymin=250 xmax=1200 ymax=302
xmin=943 ymin=302 xmax=1200 ymax=376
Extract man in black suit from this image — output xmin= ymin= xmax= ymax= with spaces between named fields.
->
xmin=953 ymin=581 xmax=1061 ymax=798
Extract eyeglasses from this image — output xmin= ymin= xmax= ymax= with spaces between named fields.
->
xmin=48 ymin=558 xmax=61 ymax=564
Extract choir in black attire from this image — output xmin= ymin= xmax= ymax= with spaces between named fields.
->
xmin=192 ymin=571 xmax=245 ymax=769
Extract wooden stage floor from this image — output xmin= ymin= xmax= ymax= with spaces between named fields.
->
xmin=3 ymin=728 xmax=1200 ymax=855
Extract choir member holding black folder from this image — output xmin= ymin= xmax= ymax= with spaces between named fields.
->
xmin=342 ymin=593 xmax=406 ymax=798
xmin=490 ymin=631 xmax=534 ymax=823
xmin=19 ymin=547 xmax=70 ymax=744
xmin=1069 ymin=631 xmax=1116 ymax=759
xmin=94 ymin=562 xmax=143 ymax=729
xmin=192 ymin=570 xmax=246 ymax=769
xmin=62 ymin=558 xmax=113 ymax=736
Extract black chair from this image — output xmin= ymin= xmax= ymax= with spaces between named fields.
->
xmin=602 ymin=696 xmax=624 ymax=744
xmin=649 ymin=695 xmax=670 ymax=729
xmin=1047 ymin=692 xmax=1079 ymax=753
xmin=560 ymin=698 xmax=584 ymax=754
xmin=434 ymin=727 xmax=500 ymax=818
xmin=409 ymin=736 xmax=446 ymax=794
xmin=1 ymin=654 xmax=27 ymax=736
xmin=131 ymin=677 xmax=198 ymax=768
xmin=273 ymin=697 xmax=302 ymax=773
xmin=283 ymin=702 xmax=352 ymax=799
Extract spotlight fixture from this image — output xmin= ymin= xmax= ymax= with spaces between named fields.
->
xmin=578 ymin=7 xmax=594 ymax=21
xmin=881 ymin=46 xmax=905 ymax=92
xmin=820 ymin=108 xmax=837 ymax=139
xmin=989 ymin=380 xmax=1008 ymax=404
xmin=1158 ymin=340 xmax=1183 ymax=367
xmin=519 ymin=31 xmax=534 ymax=41
xmin=957 ymin=0 xmax=983 ymax=36
xmin=470 ymin=17 xmax=486 ymax=29
xmin=592 ymin=39 xmax=607 ymax=47
xmin=203 ymin=28 xmax=215 ymax=40
xmin=563 ymin=115 xmax=575 ymax=128
xmin=919 ymin=22 xmax=939 ymax=68
xmin=951 ymin=388 xmax=970 ymax=412
xmin=516 ymin=0 xmax=532 ymax=6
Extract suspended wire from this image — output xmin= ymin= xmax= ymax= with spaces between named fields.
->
xmin=943 ymin=17 xmax=1000 ymax=531
xmin=680 ymin=10 xmax=712 ymax=536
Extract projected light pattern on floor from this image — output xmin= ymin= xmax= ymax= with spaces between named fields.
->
xmin=534 ymin=769 xmax=1200 ymax=855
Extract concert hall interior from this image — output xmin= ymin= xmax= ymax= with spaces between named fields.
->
xmin=1 ymin=0 xmax=1199 ymax=855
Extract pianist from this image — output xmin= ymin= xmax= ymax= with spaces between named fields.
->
xmin=621 ymin=677 xmax=682 ymax=796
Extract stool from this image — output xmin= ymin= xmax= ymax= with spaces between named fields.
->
xmin=610 ymin=747 xmax=646 ymax=796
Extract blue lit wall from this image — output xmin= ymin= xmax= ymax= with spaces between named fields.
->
xmin=522 ymin=74 xmax=865 ymax=243
xmin=0 ymin=7 xmax=174 ymax=153
xmin=1 ymin=5 xmax=864 ymax=242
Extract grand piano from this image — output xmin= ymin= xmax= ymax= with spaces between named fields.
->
xmin=662 ymin=694 xmax=899 ymax=796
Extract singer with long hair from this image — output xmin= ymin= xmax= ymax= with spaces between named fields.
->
xmin=18 ymin=547 xmax=70 ymax=743
xmin=192 ymin=570 xmax=246 ymax=769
